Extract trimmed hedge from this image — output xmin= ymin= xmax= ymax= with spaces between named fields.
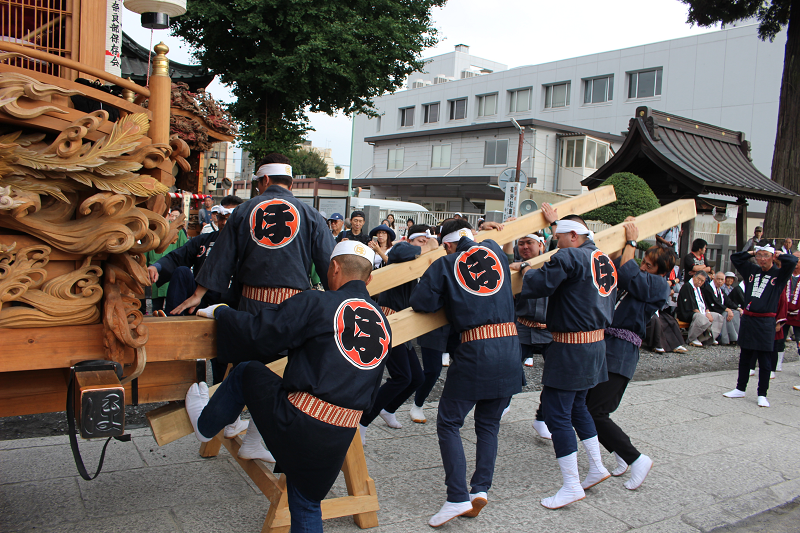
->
xmin=583 ymin=172 xmax=660 ymax=226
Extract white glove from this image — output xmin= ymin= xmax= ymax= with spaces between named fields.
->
xmin=196 ymin=303 xmax=227 ymax=319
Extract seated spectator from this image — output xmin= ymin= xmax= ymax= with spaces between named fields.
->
xmin=724 ymin=279 xmax=746 ymax=311
xmin=780 ymin=237 xmax=793 ymax=255
xmin=645 ymin=310 xmax=687 ymax=353
xmin=721 ymin=271 xmax=737 ymax=296
xmin=677 ymin=271 xmax=723 ymax=347
xmin=702 ymin=271 xmax=740 ymax=345
xmin=367 ymin=224 xmax=395 ymax=269
xmin=682 ymin=238 xmax=712 ymax=282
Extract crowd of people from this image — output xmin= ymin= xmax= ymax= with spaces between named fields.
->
xmin=141 ymin=153 xmax=799 ymax=532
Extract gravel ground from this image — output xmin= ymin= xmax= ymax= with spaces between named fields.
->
xmin=3 ymin=341 xmax=797 ymax=441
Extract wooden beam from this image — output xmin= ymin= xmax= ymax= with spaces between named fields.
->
xmin=366 ymin=187 xmax=617 ymax=295
xmin=386 ymin=199 xmax=697 ymax=346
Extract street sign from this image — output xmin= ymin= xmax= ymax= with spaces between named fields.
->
xmin=503 ymin=181 xmax=523 ymax=221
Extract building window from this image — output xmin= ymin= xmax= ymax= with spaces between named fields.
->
xmin=400 ymin=107 xmax=414 ymax=127
xmin=584 ymin=75 xmax=613 ymax=104
xmin=508 ymin=88 xmax=531 ymax=113
xmin=478 ymin=93 xmax=498 ymax=117
xmin=431 ymin=144 xmax=452 ymax=168
xmin=484 ymin=139 xmax=509 ymax=166
xmin=562 ymin=138 xmax=584 ymax=167
xmin=584 ymin=139 xmax=609 ymax=169
xmin=449 ymin=98 xmax=467 ymax=120
xmin=628 ymin=68 xmax=662 ymax=99
xmin=423 ymin=103 xmax=440 ymax=123
xmin=544 ymin=82 xmax=570 ymax=109
xmin=388 ymin=148 xmax=404 ymax=170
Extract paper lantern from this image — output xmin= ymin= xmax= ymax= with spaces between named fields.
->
xmin=123 ymin=0 xmax=187 ymax=29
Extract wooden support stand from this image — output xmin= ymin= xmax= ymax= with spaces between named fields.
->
xmin=146 ymin=358 xmax=379 ymax=532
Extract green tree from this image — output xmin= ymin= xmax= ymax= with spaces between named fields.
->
xmin=171 ymin=0 xmax=446 ymax=159
xmin=678 ymin=0 xmax=798 ymax=239
xmin=289 ymin=148 xmax=329 ymax=179
xmin=583 ymin=172 xmax=661 ymax=226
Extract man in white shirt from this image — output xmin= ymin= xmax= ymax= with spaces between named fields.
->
xmin=656 ymin=225 xmax=680 ymax=253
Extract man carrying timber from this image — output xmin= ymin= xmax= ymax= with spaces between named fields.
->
xmin=586 ymin=219 xmax=674 ymax=491
xmin=508 ymin=233 xmax=553 ymax=439
xmin=185 ymin=241 xmax=390 ymax=533
xmin=173 ymin=152 xmax=335 ymax=462
xmin=410 ymin=219 xmax=522 ymax=527
xmin=723 ymin=242 xmax=797 ymax=407
xmin=519 ymin=204 xmax=617 ymax=509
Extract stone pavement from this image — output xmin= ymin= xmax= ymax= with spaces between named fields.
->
xmin=2 ymin=364 xmax=800 ymax=533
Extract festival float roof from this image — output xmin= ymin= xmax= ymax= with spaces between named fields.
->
xmin=581 ymin=107 xmax=798 ymax=205
xmin=121 ymin=32 xmax=215 ymax=91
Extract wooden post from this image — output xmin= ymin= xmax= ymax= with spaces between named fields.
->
xmin=736 ymin=198 xmax=748 ymax=251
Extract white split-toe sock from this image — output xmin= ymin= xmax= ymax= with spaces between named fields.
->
xmin=758 ymin=396 xmax=770 ymax=407
xmin=463 ymin=492 xmax=488 ymax=518
xmin=223 ymin=417 xmax=248 ymax=439
xmin=580 ymin=436 xmax=611 ymax=489
xmin=185 ymin=383 xmax=213 ymax=443
xmin=770 ymin=372 xmax=776 ymax=380
xmin=501 ymin=405 xmax=511 ymax=419
xmin=611 ymin=452 xmax=628 ymax=476
xmin=428 ymin=501 xmax=473 ymax=527
xmin=359 ymin=424 xmax=367 ymax=446
xmin=776 ymin=352 xmax=784 ymax=371
xmin=624 ymin=454 xmax=653 ymax=490
xmin=532 ymin=420 xmax=552 ymax=440
xmin=749 ymin=369 xmax=756 ymax=376
xmin=442 ymin=353 xmax=451 ymax=367
xmin=410 ymin=404 xmax=427 ymax=423
xmin=238 ymin=419 xmax=275 ymax=462
xmin=723 ymin=389 xmax=746 ymax=398
xmin=379 ymin=409 xmax=402 ymax=429
xmin=524 ymin=357 xmax=534 ymax=367
xmin=541 ymin=452 xmax=585 ymax=509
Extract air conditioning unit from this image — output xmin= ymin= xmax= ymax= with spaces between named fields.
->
xmin=460 ymin=70 xmax=476 ymax=79
xmin=433 ymin=76 xmax=450 ymax=85
xmin=411 ymin=80 xmax=425 ymax=89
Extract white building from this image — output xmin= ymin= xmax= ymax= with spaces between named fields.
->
xmin=351 ymin=23 xmax=786 ymax=213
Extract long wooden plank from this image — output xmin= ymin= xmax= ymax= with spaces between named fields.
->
xmin=387 ymin=199 xmax=697 ymax=346
xmin=366 ymin=187 xmax=617 ymax=295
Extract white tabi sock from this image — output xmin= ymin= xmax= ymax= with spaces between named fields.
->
xmin=409 ymin=404 xmax=426 ymax=423
xmin=463 ymin=492 xmax=488 ymax=518
xmin=223 ymin=417 xmax=248 ymax=439
xmin=185 ymin=383 xmax=212 ymax=443
xmin=757 ymin=396 xmax=770 ymax=407
xmin=428 ymin=501 xmax=473 ymax=527
xmin=359 ymin=423 xmax=367 ymax=446
xmin=541 ymin=452 xmax=585 ymax=509
xmin=624 ymin=454 xmax=653 ymax=490
xmin=379 ymin=409 xmax=402 ymax=429
xmin=749 ymin=369 xmax=756 ymax=376
xmin=237 ymin=419 xmax=275 ymax=462
xmin=723 ymin=389 xmax=746 ymax=398
xmin=501 ymin=405 xmax=511 ymax=419
xmin=442 ymin=353 xmax=451 ymax=367
xmin=611 ymin=452 xmax=628 ymax=476
xmin=776 ymin=352 xmax=784 ymax=371
xmin=532 ymin=420 xmax=552 ymax=440
xmin=524 ymin=357 xmax=534 ymax=367
xmin=580 ymin=436 xmax=611 ymax=489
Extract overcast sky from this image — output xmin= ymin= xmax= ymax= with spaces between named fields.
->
xmin=122 ymin=0 xmax=721 ymax=172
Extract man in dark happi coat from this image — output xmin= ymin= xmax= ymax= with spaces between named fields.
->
xmin=185 ymin=241 xmax=390 ymax=533
xmin=508 ymin=233 xmax=553 ymax=439
xmin=410 ymin=219 xmax=522 ymax=527
xmin=724 ymin=243 xmax=797 ymax=407
xmin=358 ymin=225 xmax=439 ymax=436
xmin=519 ymin=204 xmax=616 ymax=510
xmin=586 ymin=220 xmax=673 ymax=491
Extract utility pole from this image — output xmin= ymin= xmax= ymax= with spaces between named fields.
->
xmin=511 ymin=118 xmax=524 ymax=183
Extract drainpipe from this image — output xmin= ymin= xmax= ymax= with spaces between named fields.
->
xmin=553 ymin=136 xmax=561 ymax=193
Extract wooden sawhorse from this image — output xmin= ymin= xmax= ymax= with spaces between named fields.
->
xmin=147 ymin=358 xmax=379 ymax=532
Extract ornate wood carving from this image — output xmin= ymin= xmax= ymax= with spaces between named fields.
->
xmin=0 ymin=244 xmax=103 ymax=328
xmin=0 ymin=71 xmax=82 ymax=119
xmin=102 ymin=251 xmax=149 ymax=363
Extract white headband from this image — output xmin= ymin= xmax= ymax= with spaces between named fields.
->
xmin=521 ymin=234 xmax=545 ymax=244
xmin=555 ymin=219 xmax=594 ymax=241
xmin=210 ymin=205 xmax=234 ymax=216
xmin=754 ymin=244 xmax=775 ymax=254
xmin=408 ymin=230 xmax=432 ymax=241
xmin=330 ymin=240 xmax=376 ymax=265
xmin=253 ymin=163 xmax=293 ymax=180
xmin=442 ymin=228 xmax=472 ymax=243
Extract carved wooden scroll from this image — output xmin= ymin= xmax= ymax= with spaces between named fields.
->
xmin=102 ymin=251 xmax=149 ymax=363
xmin=0 ymin=71 xmax=81 ymax=119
